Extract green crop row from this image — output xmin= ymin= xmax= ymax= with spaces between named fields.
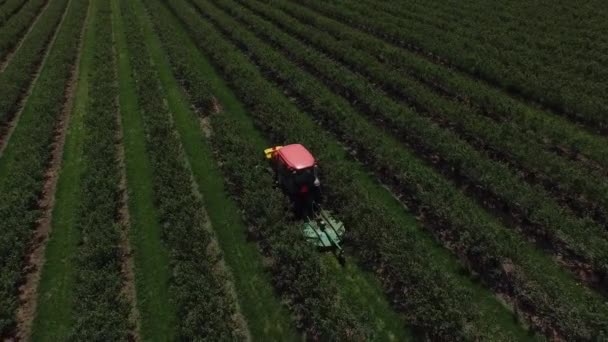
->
xmin=119 ymin=0 xmax=246 ymax=339
xmin=0 ymin=0 xmax=66 ymax=126
xmin=0 ymin=0 xmax=87 ymax=336
xmin=147 ymin=1 xmax=372 ymax=339
xmin=386 ymin=0 xmax=606 ymax=50
xmin=367 ymin=0 xmax=608 ymax=89
xmin=297 ymin=0 xmax=607 ymax=132
xmin=142 ymin=0 xmax=214 ymax=112
xmin=68 ymin=0 xmax=130 ymax=338
xmin=239 ymin=0 xmax=608 ymax=229
xmin=210 ymin=106 xmax=369 ymax=340
xmin=361 ymin=0 xmax=607 ymax=87
xmin=185 ymin=0 xmax=608 ymax=339
xmin=221 ymin=0 xmax=608 ymax=276
xmin=144 ymin=0 xmax=369 ymax=338
xmin=0 ymin=0 xmax=28 ymax=26
xmin=272 ymin=0 xmax=608 ymax=175
xmin=169 ymin=0 xmax=532 ymax=339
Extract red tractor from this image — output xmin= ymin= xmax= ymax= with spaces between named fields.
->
xmin=265 ymin=144 xmax=345 ymax=260
xmin=265 ymin=144 xmax=321 ymax=218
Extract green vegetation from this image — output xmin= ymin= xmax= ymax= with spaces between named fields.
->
xmin=0 ymin=0 xmax=88 ymax=336
xmin=1 ymin=0 xmax=606 ymax=340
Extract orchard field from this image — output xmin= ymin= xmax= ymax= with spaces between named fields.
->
xmin=0 ymin=0 xmax=607 ymax=340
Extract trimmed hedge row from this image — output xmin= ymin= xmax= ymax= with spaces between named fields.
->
xmin=0 ymin=0 xmax=67 ymax=125
xmin=0 ymin=0 xmax=87 ymax=336
xmin=119 ymin=0 xmax=247 ymax=339
xmin=185 ymin=0 xmax=608 ymax=339
xmin=68 ymin=0 xmax=130 ymax=339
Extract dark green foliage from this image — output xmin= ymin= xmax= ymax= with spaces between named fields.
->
xmin=299 ymin=0 xmax=608 ymax=132
xmin=0 ymin=0 xmax=29 ymax=26
xmin=212 ymin=114 xmax=370 ymax=341
xmin=217 ymin=0 xmax=608 ymax=279
xmin=240 ymin=0 xmax=608 ymax=229
xmin=119 ymin=0 xmax=245 ymax=339
xmin=173 ymin=0 xmax=608 ymax=339
xmin=167 ymin=0 xmax=478 ymax=339
xmin=145 ymin=0 xmax=373 ymax=339
xmin=0 ymin=0 xmax=87 ymax=336
xmin=0 ymin=0 xmax=67 ymax=124
xmin=268 ymin=0 xmax=608 ymax=182
xmin=69 ymin=1 xmax=130 ymax=339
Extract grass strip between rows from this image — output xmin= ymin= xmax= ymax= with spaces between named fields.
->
xmin=242 ymin=0 xmax=608 ymax=231
xmin=0 ymin=0 xmax=88 ymax=336
xmin=133 ymin=0 xmax=302 ymax=339
xmin=146 ymin=0 xmax=414 ymax=339
xmin=296 ymin=0 xmax=607 ymax=132
xmin=0 ymin=0 xmax=46 ymax=60
xmin=30 ymin=0 xmax=95 ymax=339
xmin=111 ymin=0 xmax=175 ymax=338
xmin=117 ymin=0 xmax=248 ymax=339
xmin=270 ymin=0 xmax=608 ymax=179
xmin=168 ymin=0 xmax=534 ymax=339
xmin=66 ymin=0 xmax=131 ymax=338
xmin=0 ymin=0 xmax=67 ymax=126
xmin=220 ymin=0 xmax=608 ymax=280
xmin=184 ymin=0 xmax=608 ymax=339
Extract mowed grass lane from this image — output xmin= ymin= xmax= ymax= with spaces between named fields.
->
xmin=132 ymin=0 xmax=299 ymax=339
xmin=111 ymin=0 xmax=174 ymax=339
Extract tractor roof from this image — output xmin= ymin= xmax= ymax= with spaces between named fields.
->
xmin=278 ymin=144 xmax=315 ymax=170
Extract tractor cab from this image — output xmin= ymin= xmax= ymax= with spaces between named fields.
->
xmin=265 ymin=144 xmax=320 ymax=199
xmin=265 ymin=144 xmax=345 ymax=263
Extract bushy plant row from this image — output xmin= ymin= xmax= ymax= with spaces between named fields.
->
xmin=0 ymin=0 xmax=67 ymax=125
xmin=0 ymin=0 xmax=87 ymax=336
xmin=361 ymin=0 xmax=607 ymax=94
xmin=185 ymin=0 xmax=608 ymax=338
xmin=0 ymin=0 xmax=28 ymax=26
xmin=239 ymin=0 xmax=608 ymax=228
xmin=270 ymin=0 xmax=608 ymax=175
xmin=68 ymin=0 xmax=130 ymax=339
xmin=169 ymin=0 xmax=518 ymax=339
xmin=296 ymin=0 xmax=608 ymax=132
xmin=144 ymin=1 xmax=371 ymax=339
xmin=141 ymin=0 xmax=214 ymax=112
xmin=218 ymin=0 xmax=608 ymax=275
xmin=211 ymin=112 xmax=370 ymax=341
xmin=119 ymin=0 xmax=246 ymax=339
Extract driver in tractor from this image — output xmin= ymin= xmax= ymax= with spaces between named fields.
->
xmin=265 ymin=144 xmax=322 ymax=218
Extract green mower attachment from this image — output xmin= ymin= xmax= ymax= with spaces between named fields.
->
xmin=303 ymin=209 xmax=346 ymax=260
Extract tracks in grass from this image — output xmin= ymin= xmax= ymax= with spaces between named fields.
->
xmin=114 ymin=35 xmax=141 ymax=342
